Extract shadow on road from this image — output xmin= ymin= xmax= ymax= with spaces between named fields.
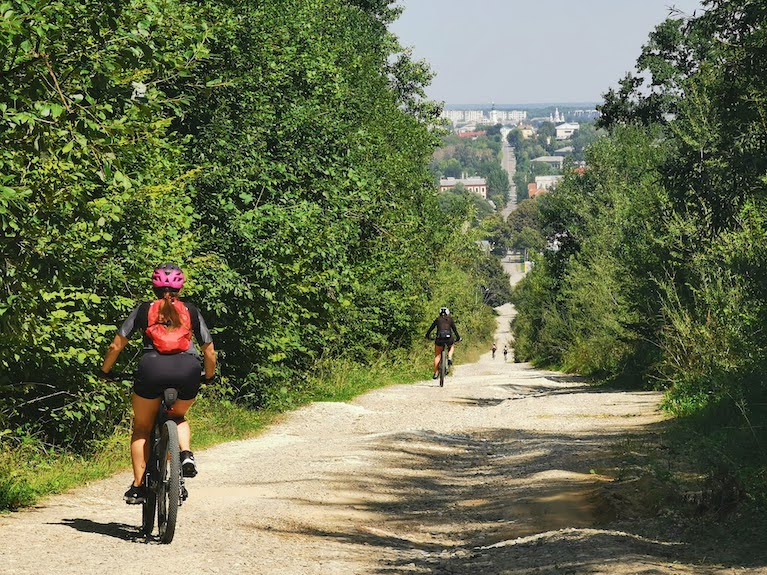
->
xmin=265 ymin=417 xmax=767 ymax=574
xmin=453 ymin=373 xmax=644 ymax=407
xmin=55 ymin=518 xmax=141 ymax=542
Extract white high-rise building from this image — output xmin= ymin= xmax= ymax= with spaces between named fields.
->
xmin=441 ymin=108 xmax=528 ymax=127
xmin=441 ymin=110 xmax=465 ymax=123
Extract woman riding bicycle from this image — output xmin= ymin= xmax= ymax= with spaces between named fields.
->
xmin=97 ymin=263 xmax=216 ymax=504
xmin=425 ymin=306 xmax=461 ymax=379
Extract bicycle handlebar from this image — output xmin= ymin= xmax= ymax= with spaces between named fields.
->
xmin=95 ymin=368 xmax=133 ymax=381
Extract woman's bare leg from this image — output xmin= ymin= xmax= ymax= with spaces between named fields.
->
xmin=433 ymin=345 xmax=443 ymax=374
xmin=169 ymin=398 xmax=196 ymax=452
xmin=130 ymin=394 xmax=161 ymax=486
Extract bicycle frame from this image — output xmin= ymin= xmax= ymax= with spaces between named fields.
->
xmin=438 ymin=345 xmax=448 ymax=387
xmin=433 ymin=338 xmax=453 ymax=387
xmin=142 ymin=387 xmax=185 ymax=543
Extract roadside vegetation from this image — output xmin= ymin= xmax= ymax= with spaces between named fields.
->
xmin=0 ymin=0 xmax=504 ymax=511
xmin=510 ymin=0 xmax=767 ymax=507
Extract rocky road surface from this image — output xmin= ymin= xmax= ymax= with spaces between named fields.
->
xmin=2 ymin=262 xmax=764 ymax=574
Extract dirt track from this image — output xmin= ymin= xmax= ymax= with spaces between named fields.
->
xmin=2 ymin=261 xmax=765 ymax=574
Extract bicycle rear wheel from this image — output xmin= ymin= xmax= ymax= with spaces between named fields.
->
xmin=439 ymin=347 xmax=447 ymax=387
xmin=141 ymin=429 xmax=158 ymax=538
xmin=157 ymin=420 xmax=181 ymax=544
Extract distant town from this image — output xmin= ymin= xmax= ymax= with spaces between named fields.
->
xmin=433 ymin=103 xmax=605 ymax=214
xmin=440 ymin=104 xmax=601 ymax=130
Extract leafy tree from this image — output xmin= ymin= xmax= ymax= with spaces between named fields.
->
xmin=536 ymin=121 xmax=556 ymax=144
xmin=569 ymin=122 xmax=605 ymax=161
xmin=479 ymin=213 xmax=512 ymax=255
xmin=474 ymin=254 xmax=513 ymax=307
xmin=648 ymin=0 xmax=767 ymax=412
xmin=506 ymin=128 xmax=525 ymax=148
xmin=440 ymin=158 xmax=462 ymax=178
xmin=0 ymin=0 xmax=509 ymax=457
xmin=176 ymin=0 xmax=448 ymax=403
xmin=516 ymin=0 xmax=767 ymax=418
xmin=596 ymin=11 xmax=707 ymax=130
xmin=512 ymin=126 xmax=670 ymax=378
xmin=476 ymin=123 xmax=502 ymax=136
xmin=0 ymin=0 xmax=212 ymax=446
xmin=507 ymin=199 xmax=544 ymax=252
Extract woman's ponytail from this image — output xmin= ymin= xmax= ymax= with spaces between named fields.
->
xmin=159 ymin=290 xmax=182 ymax=330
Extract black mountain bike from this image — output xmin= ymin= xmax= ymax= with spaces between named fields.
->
xmin=432 ymin=337 xmax=460 ymax=387
xmin=142 ymin=386 xmax=186 ymax=543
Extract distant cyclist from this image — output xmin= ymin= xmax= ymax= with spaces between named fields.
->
xmin=425 ymin=306 xmax=461 ymax=379
xmin=492 ymin=343 xmax=497 ymax=358
xmin=97 ymin=264 xmax=216 ymax=504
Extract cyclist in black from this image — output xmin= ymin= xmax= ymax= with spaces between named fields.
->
xmin=425 ymin=307 xmax=461 ymax=379
xmin=97 ymin=264 xmax=216 ymax=504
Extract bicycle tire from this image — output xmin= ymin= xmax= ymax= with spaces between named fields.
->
xmin=439 ymin=347 xmax=447 ymax=387
xmin=157 ymin=420 xmax=181 ymax=544
xmin=141 ymin=428 xmax=158 ymax=537
xmin=142 ymin=483 xmax=157 ymax=537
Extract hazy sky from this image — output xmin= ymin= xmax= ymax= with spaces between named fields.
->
xmin=389 ymin=0 xmax=705 ymax=106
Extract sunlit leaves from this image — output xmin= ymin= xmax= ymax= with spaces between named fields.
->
xmin=0 ymin=0 xmax=213 ymax=447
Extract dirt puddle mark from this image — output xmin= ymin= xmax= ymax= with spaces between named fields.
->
xmin=479 ymin=484 xmax=616 ymax=545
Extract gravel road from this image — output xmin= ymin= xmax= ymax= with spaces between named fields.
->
xmin=2 ymin=262 xmax=764 ymax=574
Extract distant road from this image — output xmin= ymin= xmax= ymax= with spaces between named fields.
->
xmin=501 ymin=141 xmax=517 ymax=220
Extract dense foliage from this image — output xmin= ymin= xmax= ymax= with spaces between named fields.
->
xmin=0 ymin=0 xmax=500 ymax=452
xmin=513 ymin=0 xmax=767 ymax=424
xmin=512 ymin=126 xmax=668 ymax=379
xmin=0 ymin=0 xmax=213 ymax=447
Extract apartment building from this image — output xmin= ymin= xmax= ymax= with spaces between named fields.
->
xmin=440 ymin=109 xmax=527 ymax=126
xmin=439 ymin=176 xmax=488 ymax=199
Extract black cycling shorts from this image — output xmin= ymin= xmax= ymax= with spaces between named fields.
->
xmin=135 ymin=351 xmax=202 ymax=400
xmin=435 ymin=337 xmax=453 ymax=348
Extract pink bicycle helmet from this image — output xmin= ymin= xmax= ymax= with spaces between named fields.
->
xmin=151 ymin=263 xmax=185 ymax=290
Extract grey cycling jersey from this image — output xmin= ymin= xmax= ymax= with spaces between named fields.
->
xmin=118 ymin=301 xmax=213 ymax=355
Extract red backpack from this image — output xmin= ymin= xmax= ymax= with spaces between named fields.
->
xmin=144 ymin=299 xmax=192 ymax=354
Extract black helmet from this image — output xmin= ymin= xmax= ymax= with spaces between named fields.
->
xmin=439 ymin=306 xmax=450 ymax=316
